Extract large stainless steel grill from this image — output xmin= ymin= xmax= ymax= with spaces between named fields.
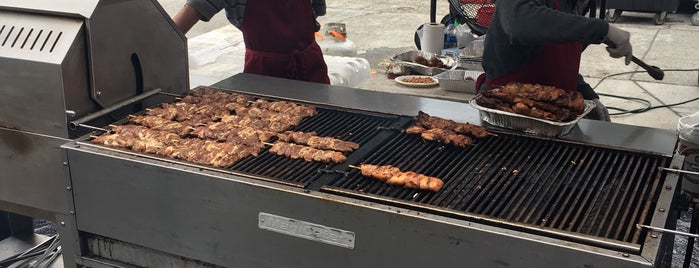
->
xmin=57 ymin=74 xmax=681 ymax=268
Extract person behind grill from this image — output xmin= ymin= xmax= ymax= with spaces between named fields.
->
xmin=172 ymin=0 xmax=331 ymax=84
xmin=475 ymin=0 xmax=634 ymax=121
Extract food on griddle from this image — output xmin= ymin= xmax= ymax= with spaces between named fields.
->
xmin=181 ymin=87 xmax=254 ymax=107
xmin=353 ymin=164 xmax=444 ymax=192
xmin=93 ymin=125 xmax=262 ymax=167
xmin=146 ymin=102 xmax=229 ymax=124
xmin=129 ymin=115 xmax=194 ymax=136
xmin=476 ymin=82 xmax=585 ymax=122
xmin=90 ymin=87 xmax=323 ymax=168
xmin=250 ymin=99 xmax=318 ymax=117
xmin=276 ymin=131 xmax=359 ymax=152
xmin=413 ymin=111 xmax=491 ymax=138
xmin=405 ymin=125 xmax=473 ymax=148
xmin=191 ymin=122 xmax=276 ymax=145
xmin=267 ymin=141 xmax=347 ymax=163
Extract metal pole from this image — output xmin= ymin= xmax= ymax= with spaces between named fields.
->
xmin=430 ymin=0 xmax=437 ymax=23
xmin=68 ymin=88 xmax=162 ymax=130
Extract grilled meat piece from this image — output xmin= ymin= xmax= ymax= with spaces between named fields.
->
xmin=357 ymin=164 xmax=444 ymax=192
xmin=268 ymin=141 xmax=346 ymax=163
xmin=277 ymin=131 xmax=359 ymax=152
xmin=413 ymin=111 xmax=491 ymax=138
xmin=406 ymin=122 xmax=474 ymax=148
xmin=129 ymin=115 xmax=194 ymax=136
xmin=250 ymin=99 xmax=318 ymax=117
xmin=146 ymin=102 xmax=229 ymax=123
xmin=93 ymin=124 xmax=261 ymax=167
xmin=477 ymin=82 xmax=586 ymax=122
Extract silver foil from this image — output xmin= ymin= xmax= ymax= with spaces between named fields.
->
xmin=390 ymin=50 xmax=456 ymax=76
xmin=469 ymin=96 xmax=596 ymax=137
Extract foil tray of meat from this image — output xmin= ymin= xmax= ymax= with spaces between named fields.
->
xmin=469 ymin=96 xmax=595 ymax=137
xmin=390 ymin=50 xmax=456 ymax=76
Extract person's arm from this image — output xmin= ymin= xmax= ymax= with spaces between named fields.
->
xmin=497 ymin=0 xmax=608 ymax=45
xmin=173 ymin=4 xmax=201 ymax=34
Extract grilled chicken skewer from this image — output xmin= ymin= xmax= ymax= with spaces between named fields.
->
xmin=266 ymin=141 xmax=347 ymax=163
xmin=405 ymin=125 xmax=473 ymax=148
xmin=413 ymin=111 xmax=492 ymax=138
xmin=93 ymin=125 xmax=261 ymax=167
xmin=349 ymin=164 xmax=444 ymax=192
xmin=277 ymin=131 xmax=359 ymax=152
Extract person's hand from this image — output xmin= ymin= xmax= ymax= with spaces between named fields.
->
xmin=604 ymin=25 xmax=633 ymax=65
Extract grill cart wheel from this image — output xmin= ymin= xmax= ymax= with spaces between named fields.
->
xmin=653 ymin=11 xmax=667 ymax=25
xmin=606 ymin=9 xmax=622 ymax=22
xmin=691 ymin=12 xmax=699 ymax=26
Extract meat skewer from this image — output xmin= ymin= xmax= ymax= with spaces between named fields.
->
xmin=265 ymin=141 xmax=347 ymax=163
xmin=413 ymin=111 xmax=492 ymax=138
xmin=92 ymin=125 xmax=261 ymax=167
xmin=348 ymin=164 xmax=444 ymax=192
xmin=277 ymin=131 xmax=359 ymax=152
xmin=405 ymin=125 xmax=473 ymax=148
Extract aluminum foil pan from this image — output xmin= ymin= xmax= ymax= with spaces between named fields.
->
xmin=390 ymin=50 xmax=456 ymax=76
xmin=469 ymin=96 xmax=596 ymax=137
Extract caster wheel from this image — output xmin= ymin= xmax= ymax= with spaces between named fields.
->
xmin=606 ymin=9 xmax=622 ymax=22
xmin=691 ymin=12 xmax=699 ymax=26
xmin=654 ymin=11 xmax=667 ymax=25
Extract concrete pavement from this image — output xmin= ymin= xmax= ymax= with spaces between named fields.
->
xmin=158 ymin=0 xmax=699 ymax=131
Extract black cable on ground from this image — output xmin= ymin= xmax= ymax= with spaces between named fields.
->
xmin=590 ymin=68 xmax=699 ymax=116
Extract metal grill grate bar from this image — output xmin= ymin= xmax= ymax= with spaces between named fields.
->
xmin=229 ymin=107 xmax=398 ymax=186
xmin=324 ymin=131 xmax=669 ymax=250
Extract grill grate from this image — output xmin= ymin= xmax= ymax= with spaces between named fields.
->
xmin=324 ymin=131 xmax=669 ymax=250
xmin=229 ymin=107 xmax=398 ymax=187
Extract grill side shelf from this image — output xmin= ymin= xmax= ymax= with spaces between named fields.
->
xmin=305 ymin=116 xmax=413 ymax=191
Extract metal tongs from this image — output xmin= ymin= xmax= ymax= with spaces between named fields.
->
xmin=605 ymin=41 xmax=665 ymax=80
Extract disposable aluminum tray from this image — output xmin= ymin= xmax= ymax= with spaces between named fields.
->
xmin=390 ymin=50 xmax=456 ymax=76
xmin=469 ymin=96 xmax=596 ymax=137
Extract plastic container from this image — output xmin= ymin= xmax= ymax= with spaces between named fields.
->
xmin=433 ymin=70 xmax=483 ymax=93
xmin=323 ymin=55 xmax=371 ymax=87
xmin=677 ymin=112 xmax=699 ymax=195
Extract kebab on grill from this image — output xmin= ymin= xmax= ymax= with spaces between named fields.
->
xmin=250 ymin=99 xmax=318 ymax=117
xmin=476 ymin=82 xmax=585 ymax=122
xmin=129 ymin=115 xmax=194 ymax=136
xmin=350 ymin=164 xmax=444 ymax=192
xmin=276 ymin=131 xmax=359 ymax=152
xmin=405 ymin=125 xmax=473 ymax=148
xmin=146 ymin=101 xmax=229 ymax=124
xmin=92 ymin=125 xmax=261 ymax=167
xmin=267 ymin=141 xmax=347 ymax=163
xmin=413 ymin=111 xmax=492 ymax=138
xmin=191 ymin=121 xmax=276 ymax=145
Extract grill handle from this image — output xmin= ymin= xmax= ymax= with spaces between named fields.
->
xmin=636 ymin=224 xmax=699 ymax=239
xmin=69 ymin=88 xmax=162 ymax=130
xmin=659 ymin=167 xmax=699 ymax=177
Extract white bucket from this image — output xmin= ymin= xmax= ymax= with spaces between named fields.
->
xmin=677 ymin=112 xmax=699 ymax=195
